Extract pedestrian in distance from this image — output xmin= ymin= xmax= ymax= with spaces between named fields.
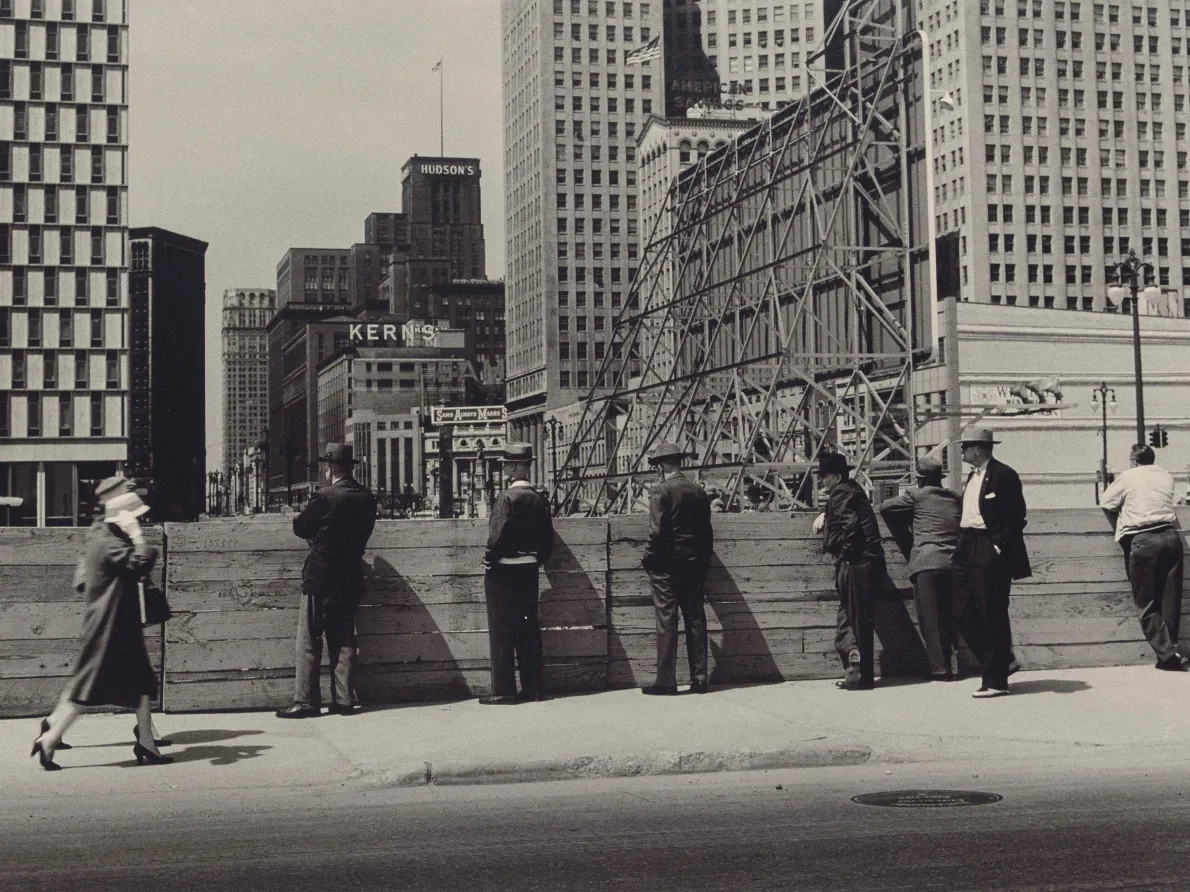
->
xmin=641 ymin=442 xmax=714 ymax=696
xmin=814 ymin=452 xmax=885 ymax=691
xmin=277 ymin=443 xmax=377 ymax=719
xmin=951 ymin=427 xmax=1031 ymax=699
xmin=879 ymin=455 xmax=963 ymax=681
xmin=1099 ymin=443 xmax=1187 ymax=671
xmin=481 ymin=443 xmax=555 ymax=705
xmin=32 ymin=477 xmax=172 ymax=770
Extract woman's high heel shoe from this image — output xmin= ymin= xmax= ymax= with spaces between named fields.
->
xmin=133 ymin=742 xmax=174 ymax=766
xmin=31 ymin=739 xmax=62 ymax=771
xmin=132 ymin=724 xmax=172 ymax=747
xmin=40 ymin=718 xmax=71 ymax=750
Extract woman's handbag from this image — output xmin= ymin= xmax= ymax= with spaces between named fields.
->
xmin=138 ymin=580 xmax=172 ymax=627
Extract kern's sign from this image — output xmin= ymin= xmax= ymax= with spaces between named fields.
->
xmin=418 ymin=162 xmax=476 ymax=176
xmin=349 ymin=323 xmax=400 ymax=343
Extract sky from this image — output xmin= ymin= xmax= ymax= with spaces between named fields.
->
xmin=128 ymin=0 xmax=506 ymax=472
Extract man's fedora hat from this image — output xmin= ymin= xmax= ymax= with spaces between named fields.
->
xmin=958 ymin=426 xmax=1001 ymax=445
xmin=647 ymin=442 xmax=692 ymax=464
xmin=916 ymin=455 xmax=944 ymax=479
xmin=817 ymin=452 xmax=851 ymax=476
xmin=499 ymin=442 xmax=535 ymax=463
xmin=318 ymin=443 xmax=358 ymax=465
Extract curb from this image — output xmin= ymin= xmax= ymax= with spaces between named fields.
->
xmin=371 ymin=744 xmax=874 ymax=788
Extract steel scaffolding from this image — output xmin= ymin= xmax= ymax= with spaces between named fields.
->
xmin=557 ymin=0 xmax=931 ymax=514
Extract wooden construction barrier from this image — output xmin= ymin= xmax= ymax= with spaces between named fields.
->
xmin=0 ymin=509 xmax=1185 ymax=716
xmin=162 ymin=518 xmax=607 ymax=711
xmin=0 ymin=526 xmax=165 ymax=718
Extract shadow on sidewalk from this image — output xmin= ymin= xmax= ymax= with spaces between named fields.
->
xmin=75 ymin=729 xmax=266 ymax=748
xmin=1008 ymin=679 xmax=1092 ymax=695
xmin=116 ymin=743 xmax=272 ymax=768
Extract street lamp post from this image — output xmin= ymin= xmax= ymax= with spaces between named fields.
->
xmin=1089 ymin=383 xmax=1117 ymax=499
xmin=913 ymin=30 xmax=960 ymax=481
xmin=544 ymin=417 xmax=562 ymax=514
xmin=1108 ymin=249 xmax=1160 ymax=444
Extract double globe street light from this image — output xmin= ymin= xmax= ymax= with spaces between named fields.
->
xmin=1107 ymin=250 xmax=1161 ymax=444
xmin=1089 ymin=383 xmax=1118 ymax=497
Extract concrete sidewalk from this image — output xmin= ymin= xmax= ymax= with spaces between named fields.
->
xmin=4 ymin=666 xmax=1189 ymax=798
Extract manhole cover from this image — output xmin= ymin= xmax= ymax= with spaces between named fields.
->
xmin=851 ymin=789 xmax=1003 ymax=808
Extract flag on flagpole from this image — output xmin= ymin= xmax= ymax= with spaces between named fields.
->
xmin=432 ymin=59 xmax=442 ymax=72
xmin=625 ymin=35 xmax=661 ymax=65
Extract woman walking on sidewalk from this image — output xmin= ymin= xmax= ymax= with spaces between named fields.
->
xmin=31 ymin=477 xmax=172 ymax=770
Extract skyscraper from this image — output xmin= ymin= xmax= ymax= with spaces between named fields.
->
xmin=0 ymin=0 xmax=130 ymax=526
xmin=501 ymin=0 xmax=663 ymax=471
xmin=222 ymin=287 xmax=275 ymax=477
xmin=127 ymin=227 xmax=208 ymax=522
xmin=928 ymin=0 xmax=1190 ymax=316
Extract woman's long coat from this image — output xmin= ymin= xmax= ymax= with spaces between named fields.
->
xmin=64 ymin=521 xmax=159 ymax=708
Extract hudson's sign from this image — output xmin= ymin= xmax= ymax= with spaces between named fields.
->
xmin=418 ymin=163 xmax=476 ymax=176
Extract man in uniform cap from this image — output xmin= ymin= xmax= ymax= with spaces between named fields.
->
xmin=277 ymin=443 xmax=377 ymax=718
xmin=481 ymin=443 xmax=555 ymax=704
xmin=879 ymin=455 xmax=963 ymax=680
xmin=952 ymin=426 xmax=1031 ymax=698
xmin=641 ymin=442 xmax=714 ymax=695
xmin=817 ymin=452 xmax=885 ymax=690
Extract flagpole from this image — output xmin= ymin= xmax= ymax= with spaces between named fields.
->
xmin=439 ymin=60 xmax=444 ymax=156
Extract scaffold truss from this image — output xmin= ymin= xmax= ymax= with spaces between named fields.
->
xmin=555 ymin=0 xmax=934 ymax=515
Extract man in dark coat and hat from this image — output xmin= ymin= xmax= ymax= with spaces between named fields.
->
xmin=641 ymin=442 xmax=714 ymax=696
xmin=952 ymin=426 xmax=1031 ymax=698
xmin=481 ymin=443 xmax=555 ymax=705
xmin=277 ymin=443 xmax=377 ymax=718
xmin=817 ymin=452 xmax=885 ymax=691
xmin=879 ymin=455 xmax=963 ymax=680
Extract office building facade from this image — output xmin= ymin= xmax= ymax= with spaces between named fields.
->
xmin=0 ymin=0 xmax=130 ymax=525
xmin=127 ymin=226 xmax=207 ymax=521
xmin=221 ymin=286 xmax=275 ymax=476
xmin=501 ymin=0 xmax=663 ymax=475
xmin=927 ymin=0 xmax=1190 ymax=316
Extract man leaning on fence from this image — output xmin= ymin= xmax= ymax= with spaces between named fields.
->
xmin=277 ymin=443 xmax=377 ymax=719
xmin=815 ymin=452 xmax=884 ymax=691
xmin=481 ymin=443 xmax=555 ymax=705
xmin=1099 ymin=443 xmax=1187 ymax=672
xmin=641 ymin=442 xmax=713 ymax=696
xmin=879 ymin=455 xmax=963 ymax=681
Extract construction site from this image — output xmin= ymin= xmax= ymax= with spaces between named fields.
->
xmin=556 ymin=0 xmax=936 ymax=514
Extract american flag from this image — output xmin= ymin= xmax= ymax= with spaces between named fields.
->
xmin=432 ymin=59 xmax=442 ymax=72
xmin=625 ymin=35 xmax=661 ymax=65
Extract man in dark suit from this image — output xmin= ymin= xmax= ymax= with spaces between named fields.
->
xmin=277 ymin=443 xmax=377 ymax=718
xmin=951 ymin=426 xmax=1031 ymax=699
xmin=481 ymin=443 xmax=555 ymax=705
xmin=642 ymin=442 xmax=714 ymax=696
xmin=879 ymin=455 xmax=963 ymax=680
xmin=817 ymin=452 xmax=885 ymax=691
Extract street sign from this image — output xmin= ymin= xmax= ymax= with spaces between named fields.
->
xmin=431 ymin=405 xmax=507 ymax=425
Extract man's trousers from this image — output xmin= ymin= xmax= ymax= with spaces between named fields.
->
xmin=294 ymin=592 xmax=358 ymax=709
xmin=834 ymin=560 xmax=877 ymax=684
xmin=484 ymin=564 xmax=544 ymax=698
xmin=912 ymin=568 xmax=956 ymax=677
xmin=952 ymin=530 xmax=1013 ymax=690
xmin=1124 ymin=527 xmax=1184 ymax=662
xmin=647 ymin=564 xmax=708 ymax=688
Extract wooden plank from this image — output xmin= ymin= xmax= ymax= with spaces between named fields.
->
xmin=0 ymin=636 xmax=162 ymax=678
xmin=0 ymin=566 xmax=81 ymax=602
xmin=0 ymin=675 xmax=76 ymax=717
xmin=610 ymin=568 xmax=840 ymax=603
xmin=166 ymin=628 xmax=607 ymax=674
xmin=165 ymin=544 xmax=607 ymax=583
xmin=165 ymin=517 xmax=609 ymax=553
xmin=0 ymin=526 xmax=164 ymax=565
xmin=609 ymin=514 xmax=821 ymax=543
xmin=611 ymin=603 xmax=839 ymax=633
xmin=1012 ymin=617 xmax=1147 ymax=646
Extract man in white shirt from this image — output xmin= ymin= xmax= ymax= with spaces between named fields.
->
xmin=1099 ymin=444 xmax=1186 ymax=671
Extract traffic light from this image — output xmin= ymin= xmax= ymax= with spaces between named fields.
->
xmin=1148 ymin=425 xmax=1169 ymax=448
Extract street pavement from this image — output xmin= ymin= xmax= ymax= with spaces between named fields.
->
xmin=3 ymin=665 xmax=1189 ymax=798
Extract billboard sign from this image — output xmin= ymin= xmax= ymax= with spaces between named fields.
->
xmin=431 ymin=405 xmax=507 ymax=426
